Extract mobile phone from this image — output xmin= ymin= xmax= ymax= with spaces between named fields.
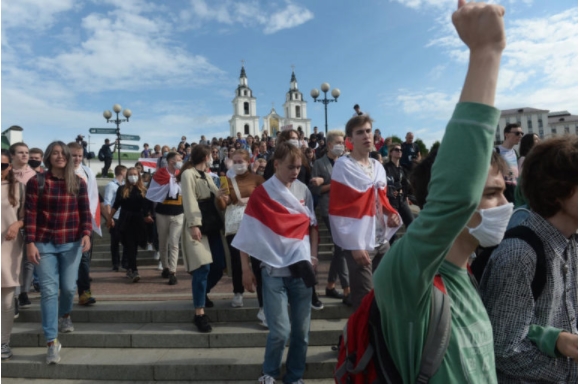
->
xmin=219 ymin=176 xmax=230 ymax=193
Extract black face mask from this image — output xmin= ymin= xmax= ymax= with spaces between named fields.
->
xmin=28 ymin=160 xmax=42 ymax=168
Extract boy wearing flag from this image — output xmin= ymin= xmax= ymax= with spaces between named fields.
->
xmin=233 ymin=142 xmax=318 ymax=384
xmin=329 ymin=116 xmax=401 ymax=309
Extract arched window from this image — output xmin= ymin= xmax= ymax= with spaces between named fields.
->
xmin=244 ymin=90 xmax=248 ymax=96
xmin=244 ymin=102 xmax=249 ymax=115
xmin=295 ymin=106 xmax=301 ymax=118
xmin=244 ymin=124 xmax=250 ymax=135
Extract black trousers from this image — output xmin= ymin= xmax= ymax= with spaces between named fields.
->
xmin=102 ymin=157 xmax=113 ymax=176
xmin=77 ymin=233 xmax=93 ymax=295
xmin=110 ymin=219 xmax=126 ymax=268
xmin=226 ymin=235 xmax=244 ymax=294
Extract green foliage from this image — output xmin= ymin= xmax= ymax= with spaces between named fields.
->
xmin=430 ymin=141 xmax=441 ymax=153
xmin=414 ymin=139 xmax=428 ymax=156
xmin=390 ymin=135 xmax=402 ymax=144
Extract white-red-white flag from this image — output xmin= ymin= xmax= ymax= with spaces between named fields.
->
xmin=329 ymin=157 xmax=399 ymax=251
xmin=231 ymin=177 xmax=316 ymax=268
xmin=138 ymin=158 xmax=157 ymax=173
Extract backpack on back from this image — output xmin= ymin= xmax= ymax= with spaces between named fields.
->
xmin=470 ymin=225 xmax=546 ymax=301
xmin=98 ymin=148 xmax=105 ymax=161
xmin=335 ymin=275 xmax=452 ymax=384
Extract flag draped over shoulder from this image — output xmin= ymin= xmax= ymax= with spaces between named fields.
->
xmin=231 ymin=177 xmax=317 ymax=269
xmin=78 ymin=165 xmax=102 ymax=237
xmin=329 ymin=157 xmax=398 ymax=251
xmin=145 ymin=167 xmax=180 ymax=203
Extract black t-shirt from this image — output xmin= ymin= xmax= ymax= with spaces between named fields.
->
xmin=209 ymin=159 xmax=220 ymax=174
xmin=400 ymin=142 xmax=419 ymax=167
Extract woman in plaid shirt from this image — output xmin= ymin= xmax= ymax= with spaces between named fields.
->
xmin=24 ymin=141 xmax=92 ymax=365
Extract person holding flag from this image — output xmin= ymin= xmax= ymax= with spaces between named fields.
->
xmin=146 ymin=152 xmax=183 ymax=285
xmin=328 ymin=116 xmax=401 ymax=309
xmin=233 ymin=142 xmax=318 ymax=384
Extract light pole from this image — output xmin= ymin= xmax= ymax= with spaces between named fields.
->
xmin=103 ymin=104 xmax=132 ymax=165
xmin=310 ymin=82 xmax=340 ymax=134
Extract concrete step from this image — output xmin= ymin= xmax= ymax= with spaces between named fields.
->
xmin=15 ymin=299 xmax=353 ymax=324
xmin=11 ymin=318 xmax=345 ymax=349
xmin=1 ymin=346 xmax=338 ymax=381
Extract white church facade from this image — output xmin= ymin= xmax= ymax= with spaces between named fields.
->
xmin=229 ymin=66 xmax=312 ymax=138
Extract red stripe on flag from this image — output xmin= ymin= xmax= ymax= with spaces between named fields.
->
xmin=328 ymin=180 xmax=375 ymax=219
xmin=377 ymin=187 xmax=398 ymax=216
xmin=244 ymin=185 xmax=310 ymax=240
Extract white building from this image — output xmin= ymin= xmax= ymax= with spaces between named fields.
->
xmin=281 ymin=71 xmax=311 ymax=136
xmin=495 ymin=107 xmax=550 ymax=144
xmin=548 ymin=111 xmax=578 ymax=137
xmin=262 ymin=106 xmax=283 ymax=137
xmin=229 ymin=66 xmax=260 ymax=137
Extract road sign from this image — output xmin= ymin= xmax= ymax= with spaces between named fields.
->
xmin=89 ymin=128 xmax=117 ymax=134
xmin=118 ymin=144 xmax=139 ymax=151
xmin=119 ymin=134 xmax=140 ymax=141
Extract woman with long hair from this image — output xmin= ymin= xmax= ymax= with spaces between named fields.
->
xmin=179 ymin=145 xmax=229 ymax=333
xmin=219 ymin=146 xmax=235 ymax=176
xmin=1 ymin=149 xmax=25 ymax=360
xmin=221 ymin=149 xmax=265 ymax=312
xmin=517 ymin=133 xmax=540 ymax=172
xmin=25 ymin=141 xmax=92 ymax=364
xmin=108 ymin=167 xmax=154 ymax=282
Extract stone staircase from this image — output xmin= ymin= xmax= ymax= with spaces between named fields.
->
xmin=2 ymin=213 xmax=350 ymax=383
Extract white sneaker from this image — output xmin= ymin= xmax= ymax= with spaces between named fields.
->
xmin=58 ymin=316 xmax=74 ymax=333
xmin=157 ymin=261 xmax=163 ymax=271
xmin=153 ymin=251 xmax=160 ymax=260
xmin=257 ymin=308 xmax=268 ymax=328
xmin=258 ymin=374 xmax=276 ymax=384
xmin=231 ymin=293 xmax=243 ymax=308
xmin=46 ymin=339 xmax=61 ymax=364
xmin=147 ymin=243 xmax=153 ymax=251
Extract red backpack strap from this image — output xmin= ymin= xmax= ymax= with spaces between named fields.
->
xmin=416 ymin=275 xmax=452 ymax=384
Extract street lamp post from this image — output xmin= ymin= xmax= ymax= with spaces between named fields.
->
xmin=310 ymin=82 xmax=340 ymax=134
xmin=103 ymin=104 xmax=132 ymax=165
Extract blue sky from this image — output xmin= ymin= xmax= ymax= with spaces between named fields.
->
xmin=2 ymin=0 xmax=577 ymax=152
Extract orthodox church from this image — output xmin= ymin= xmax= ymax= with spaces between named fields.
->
xmin=229 ymin=66 xmax=312 ymax=138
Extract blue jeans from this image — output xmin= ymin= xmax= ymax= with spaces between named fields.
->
xmin=261 ymin=269 xmax=312 ymax=383
xmin=36 ymin=241 xmax=82 ymax=343
xmin=191 ymin=233 xmax=226 ymax=308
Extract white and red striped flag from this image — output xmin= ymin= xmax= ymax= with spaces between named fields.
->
xmin=329 ymin=157 xmax=399 ymax=251
xmin=231 ymin=177 xmax=317 ymax=268
xmin=138 ymin=158 xmax=157 ymax=173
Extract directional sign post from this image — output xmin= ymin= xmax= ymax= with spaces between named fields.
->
xmin=118 ymin=144 xmax=140 ymax=151
xmin=89 ymin=128 xmax=117 ymax=134
xmin=119 ymin=134 xmax=140 ymax=141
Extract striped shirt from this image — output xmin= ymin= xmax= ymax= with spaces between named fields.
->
xmin=25 ymin=171 xmax=92 ymax=245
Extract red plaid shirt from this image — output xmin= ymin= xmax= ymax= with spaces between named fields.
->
xmin=25 ymin=171 xmax=92 ymax=244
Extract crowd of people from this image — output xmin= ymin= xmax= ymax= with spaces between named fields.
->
xmin=1 ymin=2 xmax=577 ymax=383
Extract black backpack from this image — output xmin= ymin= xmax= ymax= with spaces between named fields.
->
xmin=471 ymin=225 xmax=546 ymax=301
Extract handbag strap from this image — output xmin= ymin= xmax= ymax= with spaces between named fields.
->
xmin=230 ymin=176 xmax=248 ymax=204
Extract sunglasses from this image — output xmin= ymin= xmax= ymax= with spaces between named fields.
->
xmin=1 ymin=163 xmax=9 ymax=170
xmin=510 ymin=131 xmax=524 ymax=136
xmin=391 ymin=148 xmax=402 ymax=153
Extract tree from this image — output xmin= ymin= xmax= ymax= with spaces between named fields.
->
xmin=430 ymin=141 xmax=441 ymax=153
xmin=390 ymin=135 xmax=402 ymax=144
xmin=414 ymin=139 xmax=428 ymax=157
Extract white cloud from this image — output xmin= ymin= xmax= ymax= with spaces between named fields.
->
xmin=185 ymin=0 xmax=313 ymax=34
xmin=1 ymin=0 xmax=76 ymax=32
xmin=31 ymin=10 xmax=226 ymax=92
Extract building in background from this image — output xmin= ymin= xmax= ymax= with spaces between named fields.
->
xmin=229 ymin=66 xmax=260 ymax=138
xmin=1 ymin=125 xmax=24 ymax=149
xmin=548 ymin=111 xmax=578 ymax=137
xmin=280 ymin=70 xmax=311 ymax=136
xmin=495 ymin=107 xmax=550 ymax=145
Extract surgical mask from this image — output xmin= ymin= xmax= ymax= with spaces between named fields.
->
xmin=233 ymin=163 xmax=247 ymax=175
xmin=466 ymin=203 xmax=514 ymax=247
xmin=288 ymin=139 xmax=300 ymax=147
xmin=28 ymin=160 xmax=42 ymax=168
xmin=127 ymin=175 xmax=139 ymax=184
xmin=174 ymin=161 xmax=183 ymax=170
xmin=331 ymin=144 xmax=345 ymax=156
xmin=257 ymin=171 xmax=264 ymax=176
xmin=163 ymin=151 xmax=168 ymax=157
xmin=206 ymin=160 xmax=212 ymax=169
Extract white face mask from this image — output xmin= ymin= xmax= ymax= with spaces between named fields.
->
xmin=206 ymin=159 xmax=212 ymax=169
xmin=466 ymin=203 xmax=514 ymax=247
xmin=288 ymin=139 xmax=300 ymax=148
xmin=127 ymin=175 xmax=139 ymax=184
xmin=174 ymin=161 xmax=183 ymax=170
xmin=232 ymin=163 xmax=248 ymax=175
xmin=331 ymin=144 xmax=345 ymax=156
